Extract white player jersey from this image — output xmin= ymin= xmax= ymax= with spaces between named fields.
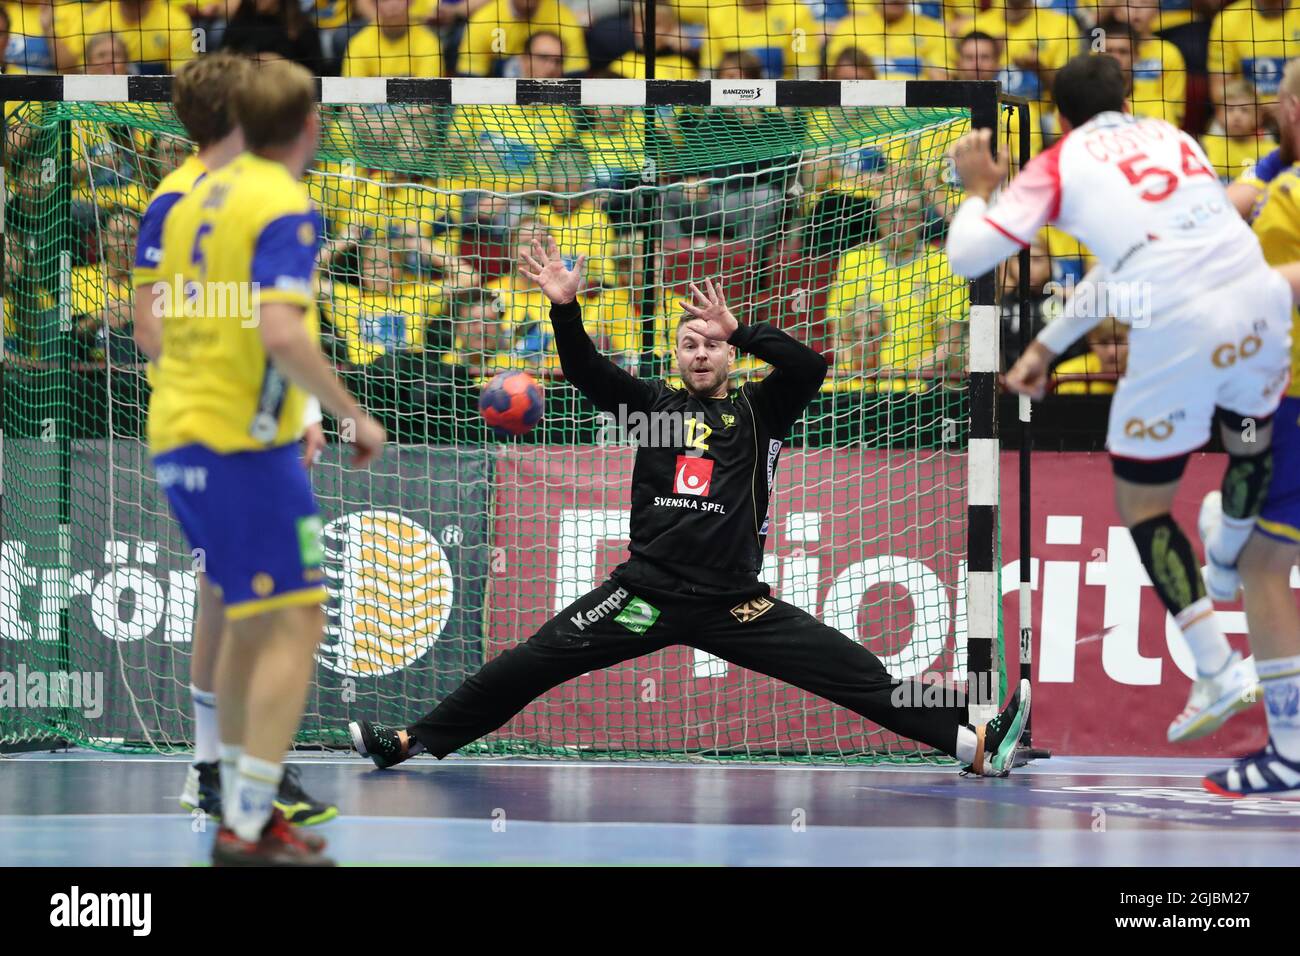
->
xmin=984 ymin=111 xmax=1267 ymax=322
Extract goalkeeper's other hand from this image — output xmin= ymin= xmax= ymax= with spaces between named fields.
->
xmin=1004 ymin=340 xmax=1055 ymax=401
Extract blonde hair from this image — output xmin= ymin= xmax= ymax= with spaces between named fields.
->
xmin=1087 ymin=317 xmax=1128 ymax=346
xmin=173 ymin=50 xmax=251 ymax=147
xmin=232 ymin=58 xmax=315 ymax=152
xmin=1223 ymin=79 xmax=1257 ymax=106
xmin=84 ymin=32 xmax=128 ymax=67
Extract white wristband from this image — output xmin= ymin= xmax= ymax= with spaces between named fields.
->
xmin=303 ymin=395 xmax=323 ymax=427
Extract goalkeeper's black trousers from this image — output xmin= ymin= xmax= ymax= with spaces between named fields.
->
xmin=406 ymin=578 xmax=973 ymax=759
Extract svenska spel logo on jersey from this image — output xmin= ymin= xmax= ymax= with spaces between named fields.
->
xmin=317 ymin=510 xmax=454 ymax=678
xmin=673 ymin=455 xmax=713 ymax=496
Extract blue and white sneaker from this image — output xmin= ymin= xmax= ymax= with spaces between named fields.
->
xmin=1203 ymin=741 xmax=1300 ymax=799
xmin=1167 ymin=651 xmax=1261 ymax=743
xmin=179 ymin=760 xmax=221 ymax=818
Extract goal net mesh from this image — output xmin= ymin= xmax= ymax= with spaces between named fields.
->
xmin=0 ymin=91 xmax=1005 ymax=762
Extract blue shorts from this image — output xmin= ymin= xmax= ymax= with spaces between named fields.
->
xmin=153 ymin=443 xmax=326 ymax=620
xmin=1259 ymin=396 xmax=1300 ymax=545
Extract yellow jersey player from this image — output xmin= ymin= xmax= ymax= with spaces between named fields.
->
xmin=149 ymin=59 xmax=384 ymax=866
xmin=1198 ymin=60 xmax=1300 ymax=799
xmin=133 ymin=52 xmax=335 ymax=831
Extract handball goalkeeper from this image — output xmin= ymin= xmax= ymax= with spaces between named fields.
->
xmin=349 ymin=237 xmax=1030 ymax=774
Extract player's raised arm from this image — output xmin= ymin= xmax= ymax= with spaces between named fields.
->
xmin=946 ymin=128 xmax=1054 ymax=279
xmin=520 ymin=236 xmax=659 ymax=414
xmin=1004 ymin=264 xmax=1112 ymax=401
xmin=683 ymin=278 xmax=827 ymax=438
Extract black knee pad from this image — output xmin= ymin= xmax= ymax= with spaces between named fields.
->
xmin=1128 ymin=514 xmax=1206 ymax=614
xmin=1221 ymin=450 xmax=1274 ymax=520
xmin=1215 ymin=407 xmax=1275 ymax=433
xmin=1111 ymin=454 xmax=1190 ymax=484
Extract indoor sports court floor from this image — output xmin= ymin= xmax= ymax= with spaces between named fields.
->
xmin=2 ymin=752 xmax=1298 ymax=866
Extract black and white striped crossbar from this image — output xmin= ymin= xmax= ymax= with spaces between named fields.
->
xmin=0 ymin=74 xmax=998 ymax=115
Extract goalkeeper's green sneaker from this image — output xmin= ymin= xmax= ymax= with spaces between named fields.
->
xmin=970 ymin=679 xmax=1032 ymax=777
xmin=349 ymin=719 xmax=410 ymax=769
xmin=272 ymin=765 xmax=338 ymax=826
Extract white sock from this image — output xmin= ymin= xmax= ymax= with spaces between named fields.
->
xmin=1258 ymin=654 xmax=1300 ymax=762
xmin=218 ymin=743 xmax=242 ymax=822
xmin=228 ymin=754 xmax=283 ymax=843
xmin=954 ymin=724 xmax=978 ymax=764
xmin=1208 ymin=513 xmax=1256 ymax=566
xmin=1175 ymin=598 xmax=1233 ymax=677
xmin=191 ymin=684 xmax=219 ymax=765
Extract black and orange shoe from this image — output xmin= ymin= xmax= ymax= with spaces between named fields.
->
xmin=211 ymin=809 xmax=334 ymax=867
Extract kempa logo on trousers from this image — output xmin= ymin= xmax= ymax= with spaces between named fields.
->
xmin=50 ymin=886 xmax=151 ymax=936
xmin=572 ymin=586 xmax=629 ymax=631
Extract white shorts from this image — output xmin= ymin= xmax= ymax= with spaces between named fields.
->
xmin=1106 ymin=266 xmax=1293 ymax=461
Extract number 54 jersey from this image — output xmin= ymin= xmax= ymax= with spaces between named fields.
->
xmin=148 ymin=152 xmax=323 ymax=457
xmin=984 ymin=111 xmax=1268 ymax=326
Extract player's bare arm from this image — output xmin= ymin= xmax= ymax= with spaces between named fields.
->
xmin=133 ymin=287 xmax=163 ymax=362
xmin=259 ymin=301 xmax=385 ymax=467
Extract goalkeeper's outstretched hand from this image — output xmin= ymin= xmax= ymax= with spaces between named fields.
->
xmin=681 ymin=278 xmax=739 ymax=342
xmin=520 ymin=236 xmax=587 ymax=304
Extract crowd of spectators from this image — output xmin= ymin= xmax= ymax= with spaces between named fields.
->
xmin=5 ymin=0 xmax=1291 ymax=399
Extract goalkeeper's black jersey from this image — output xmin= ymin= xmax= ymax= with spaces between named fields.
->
xmin=549 ymin=299 xmax=828 ymax=601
